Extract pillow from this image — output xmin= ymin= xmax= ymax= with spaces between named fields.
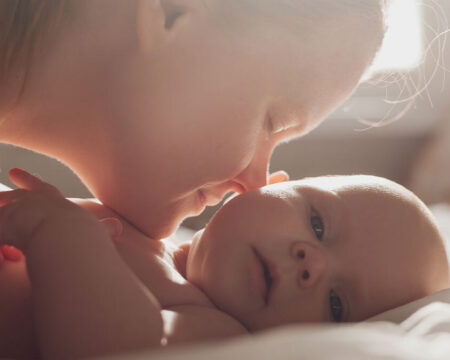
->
xmin=366 ymin=288 xmax=450 ymax=324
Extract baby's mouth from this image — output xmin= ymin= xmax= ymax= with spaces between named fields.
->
xmin=253 ymin=249 xmax=273 ymax=304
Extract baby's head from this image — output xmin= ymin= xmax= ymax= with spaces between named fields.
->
xmin=187 ymin=175 xmax=449 ymax=331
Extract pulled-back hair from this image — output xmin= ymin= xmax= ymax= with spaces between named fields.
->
xmin=1 ymin=0 xmax=388 ymax=79
xmin=0 ymin=0 xmax=71 ymax=76
xmin=0 ymin=0 xmax=72 ymax=117
xmin=0 ymin=0 xmax=387 ymax=115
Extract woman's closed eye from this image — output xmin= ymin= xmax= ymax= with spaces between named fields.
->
xmin=310 ymin=209 xmax=324 ymax=240
xmin=266 ymin=115 xmax=294 ymax=136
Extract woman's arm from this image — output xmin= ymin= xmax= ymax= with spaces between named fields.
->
xmin=0 ymin=169 xmax=163 ymax=359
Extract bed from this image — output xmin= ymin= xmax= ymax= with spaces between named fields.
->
xmin=91 ymin=203 xmax=450 ymax=360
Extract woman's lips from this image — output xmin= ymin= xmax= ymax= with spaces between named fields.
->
xmin=199 ymin=182 xmax=246 ymax=210
xmin=198 ymin=189 xmax=207 ymax=209
xmin=197 ymin=189 xmax=222 ymax=211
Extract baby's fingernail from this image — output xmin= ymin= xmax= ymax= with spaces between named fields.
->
xmin=1 ymin=245 xmax=22 ymax=261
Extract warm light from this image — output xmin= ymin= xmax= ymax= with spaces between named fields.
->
xmin=368 ymin=0 xmax=423 ymax=74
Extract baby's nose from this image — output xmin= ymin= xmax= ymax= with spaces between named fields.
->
xmin=290 ymin=241 xmax=327 ymax=288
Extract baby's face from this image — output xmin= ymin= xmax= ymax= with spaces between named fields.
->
xmin=187 ymin=176 xmax=448 ymax=330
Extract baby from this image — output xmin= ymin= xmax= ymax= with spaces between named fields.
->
xmin=0 ymin=169 xmax=448 ymax=359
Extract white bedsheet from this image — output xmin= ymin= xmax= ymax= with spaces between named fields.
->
xmin=95 ymin=300 xmax=450 ymax=360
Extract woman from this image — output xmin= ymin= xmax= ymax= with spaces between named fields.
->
xmin=0 ymin=1 xmax=387 ymax=358
xmin=0 ymin=0 xmax=386 ymax=238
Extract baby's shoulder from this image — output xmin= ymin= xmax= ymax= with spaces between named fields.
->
xmin=161 ymin=304 xmax=248 ymax=346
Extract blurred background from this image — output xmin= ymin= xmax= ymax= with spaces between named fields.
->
xmin=0 ymin=0 xmax=449 ymax=232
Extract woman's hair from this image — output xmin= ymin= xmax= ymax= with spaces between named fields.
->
xmin=0 ymin=0 xmax=72 ymax=116
xmin=1 ymin=0 xmax=386 ymax=115
xmin=1 ymin=0 xmax=388 ymax=80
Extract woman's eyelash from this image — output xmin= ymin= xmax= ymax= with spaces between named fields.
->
xmin=266 ymin=116 xmax=290 ymax=135
xmin=310 ymin=209 xmax=324 ymax=240
xmin=266 ymin=116 xmax=275 ymax=134
xmin=329 ymin=289 xmax=343 ymax=322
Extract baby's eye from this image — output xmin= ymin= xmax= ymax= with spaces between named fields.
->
xmin=329 ymin=289 xmax=343 ymax=322
xmin=310 ymin=210 xmax=324 ymax=240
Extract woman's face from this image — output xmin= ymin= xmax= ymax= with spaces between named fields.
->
xmin=99 ymin=3 xmax=379 ymax=238
xmin=186 ymin=176 xmax=437 ymax=330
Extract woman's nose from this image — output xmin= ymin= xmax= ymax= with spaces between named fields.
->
xmin=290 ymin=242 xmax=327 ymax=288
xmin=233 ymin=155 xmax=269 ymax=192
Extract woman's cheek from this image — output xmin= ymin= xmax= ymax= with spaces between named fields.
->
xmin=220 ymin=131 xmax=261 ymax=178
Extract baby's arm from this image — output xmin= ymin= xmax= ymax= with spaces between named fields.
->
xmin=0 ymin=169 xmax=163 ymax=359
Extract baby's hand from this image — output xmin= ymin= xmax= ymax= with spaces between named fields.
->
xmin=0 ymin=244 xmax=23 ymax=269
xmin=0 ymin=168 xmax=85 ymax=254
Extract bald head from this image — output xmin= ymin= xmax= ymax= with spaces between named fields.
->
xmin=308 ymin=175 xmax=450 ymax=314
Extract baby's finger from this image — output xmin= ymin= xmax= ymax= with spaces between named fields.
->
xmin=9 ymin=168 xmax=46 ymax=191
xmin=9 ymin=168 xmax=59 ymax=195
xmin=0 ymin=189 xmax=27 ymax=206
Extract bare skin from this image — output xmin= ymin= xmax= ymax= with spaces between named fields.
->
xmin=0 ymin=1 xmax=388 ymax=358
xmin=187 ymin=176 xmax=450 ymax=329
xmin=0 ymin=187 xmax=247 ymax=359
xmin=0 ymin=0 xmax=384 ymax=239
xmin=0 ymin=174 xmax=448 ymax=359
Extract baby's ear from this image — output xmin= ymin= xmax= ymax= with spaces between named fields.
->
xmin=100 ymin=217 xmax=123 ymax=241
xmin=137 ymin=0 xmax=203 ymax=53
